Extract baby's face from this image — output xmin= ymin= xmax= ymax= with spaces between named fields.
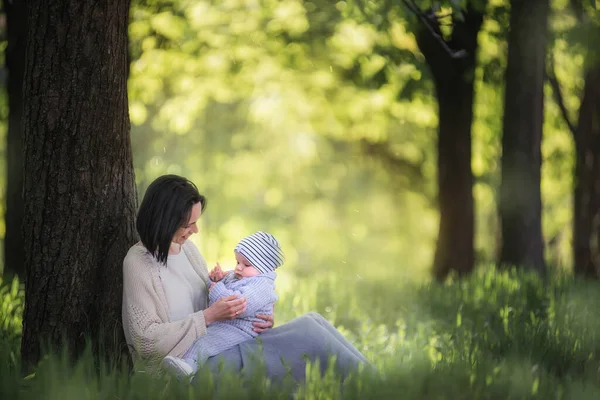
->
xmin=234 ymin=252 xmax=260 ymax=279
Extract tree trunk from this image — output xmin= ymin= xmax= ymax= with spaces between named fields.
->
xmin=498 ymin=0 xmax=549 ymax=273
xmin=20 ymin=0 xmax=137 ymax=371
xmin=432 ymin=76 xmax=476 ymax=280
xmin=415 ymin=6 xmax=484 ymax=280
xmin=3 ymin=0 xmax=27 ymax=280
xmin=573 ymin=65 xmax=600 ymax=278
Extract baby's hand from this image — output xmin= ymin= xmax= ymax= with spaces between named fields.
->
xmin=209 ymin=263 xmax=226 ymax=281
xmin=209 ymin=282 xmax=217 ymax=290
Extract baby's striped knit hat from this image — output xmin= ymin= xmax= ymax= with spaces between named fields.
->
xmin=234 ymin=231 xmax=285 ymax=274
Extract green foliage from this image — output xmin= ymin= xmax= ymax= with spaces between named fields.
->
xmin=122 ymin=0 xmax=597 ymax=280
xmin=0 ymin=0 xmax=594 ymax=278
xmin=0 ymin=276 xmax=23 ymax=355
xmin=3 ymin=269 xmax=600 ymax=398
xmin=0 ymin=276 xmax=23 ymax=400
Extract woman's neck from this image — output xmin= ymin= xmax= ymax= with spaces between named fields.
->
xmin=169 ymin=242 xmax=182 ymax=255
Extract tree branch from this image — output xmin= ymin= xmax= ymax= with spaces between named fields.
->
xmin=359 ymin=139 xmax=425 ymax=180
xmin=569 ymin=0 xmax=585 ymax=21
xmin=402 ymin=0 xmax=468 ymax=59
xmin=547 ymin=53 xmax=578 ymax=138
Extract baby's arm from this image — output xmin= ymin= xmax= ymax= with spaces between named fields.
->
xmin=208 ymin=272 xmax=238 ymax=300
xmin=209 ymin=262 xmax=229 ymax=282
xmin=208 ymin=271 xmax=234 ymax=293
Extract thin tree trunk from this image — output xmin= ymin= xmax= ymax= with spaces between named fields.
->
xmin=549 ymin=1 xmax=600 ymax=278
xmin=415 ymin=6 xmax=484 ymax=280
xmin=573 ymin=65 xmax=600 ymax=278
xmin=20 ymin=0 xmax=137 ymax=371
xmin=433 ymin=78 xmax=476 ymax=280
xmin=3 ymin=0 xmax=27 ymax=280
xmin=498 ymin=0 xmax=549 ymax=273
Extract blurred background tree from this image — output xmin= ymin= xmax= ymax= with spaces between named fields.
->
xmin=549 ymin=0 xmax=600 ymax=278
xmin=408 ymin=0 xmax=485 ymax=280
xmin=498 ymin=0 xmax=549 ymax=274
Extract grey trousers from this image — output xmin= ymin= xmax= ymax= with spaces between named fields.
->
xmin=200 ymin=312 xmax=369 ymax=385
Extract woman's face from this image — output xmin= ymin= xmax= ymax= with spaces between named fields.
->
xmin=172 ymin=202 xmax=203 ymax=245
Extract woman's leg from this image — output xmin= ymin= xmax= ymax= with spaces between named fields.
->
xmin=200 ymin=313 xmax=370 ymax=385
xmin=304 ymin=312 xmax=370 ymax=364
xmin=183 ymin=324 xmax=253 ymax=368
xmin=204 ymin=345 xmax=244 ymax=373
xmin=195 ymin=345 xmax=245 ymax=390
xmin=249 ymin=314 xmax=366 ymax=383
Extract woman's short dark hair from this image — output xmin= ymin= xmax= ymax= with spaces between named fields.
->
xmin=136 ymin=175 xmax=207 ymax=264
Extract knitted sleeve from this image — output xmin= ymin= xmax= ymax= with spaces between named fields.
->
xmin=209 ymin=275 xmax=277 ymax=318
xmin=122 ymin=249 xmax=208 ymax=363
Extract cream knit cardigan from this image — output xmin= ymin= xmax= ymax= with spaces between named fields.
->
xmin=122 ymin=240 xmax=210 ymax=367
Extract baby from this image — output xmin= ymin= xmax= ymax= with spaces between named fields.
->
xmin=161 ymin=231 xmax=284 ymax=379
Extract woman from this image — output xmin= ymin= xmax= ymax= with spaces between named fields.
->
xmin=122 ymin=175 xmax=369 ymax=384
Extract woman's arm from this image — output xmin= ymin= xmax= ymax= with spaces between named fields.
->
xmin=122 ymin=256 xmax=207 ymax=360
xmin=123 ymin=246 xmax=251 ymax=363
xmin=123 ymin=256 xmax=247 ymax=360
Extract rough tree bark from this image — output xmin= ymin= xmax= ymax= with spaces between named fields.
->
xmin=498 ymin=0 xmax=549 ymax=273
xmin=3 ymin=0 xmax=27 ymax=280
xmin=20 ymin=0 xmax=137 ymax=371
xmin=413 ymin=4 xmax=485 ymax=280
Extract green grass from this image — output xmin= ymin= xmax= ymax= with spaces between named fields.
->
xmin=2 ymin=267 xmax=600 ymax=399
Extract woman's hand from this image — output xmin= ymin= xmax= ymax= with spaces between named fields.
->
xmin=203 ymin=295 xmax=247 ymax=325
xmin=253 ymin=313 xmax=274 ymax=333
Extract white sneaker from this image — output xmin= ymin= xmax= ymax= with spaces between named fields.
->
xmin=161 ymin=356 xmax=194 ymax=381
